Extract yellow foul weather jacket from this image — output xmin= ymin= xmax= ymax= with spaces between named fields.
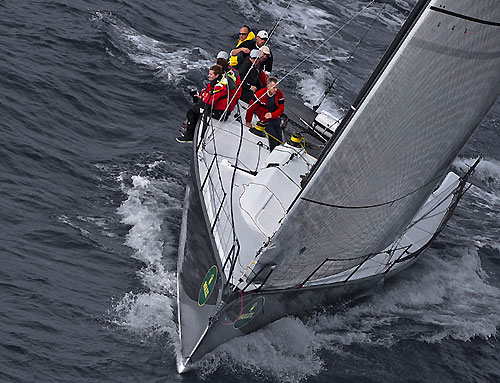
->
xmin=229 ymin=31 xmax=256 ymax=67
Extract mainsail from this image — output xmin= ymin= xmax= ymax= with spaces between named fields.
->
xmin=254 ymin=0 xmax=500 ymax=288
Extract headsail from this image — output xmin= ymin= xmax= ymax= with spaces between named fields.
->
xmin=254 ymin=0 xmax=500 ymax=288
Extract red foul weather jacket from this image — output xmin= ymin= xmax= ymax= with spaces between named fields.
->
xmin=200 ymin=77 xmax=228 ymax=111
xmin=245 ymin=88 xmax=284 ymax=123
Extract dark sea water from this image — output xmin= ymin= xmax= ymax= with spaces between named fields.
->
xmin=1 ymin=0 xmax=500 ymax=382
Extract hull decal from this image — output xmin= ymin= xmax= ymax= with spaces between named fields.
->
xmin=233 ymin=297 xmax=266 ymax=329
xmin=198 ymin=265 xmax=218 ymax=306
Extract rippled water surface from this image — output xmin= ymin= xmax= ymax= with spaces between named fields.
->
xmin=1 ymin=0 xmax=500 ymax=382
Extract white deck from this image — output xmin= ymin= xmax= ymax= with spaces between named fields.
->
xmin=196 ymin=109 xmax=315 ymax=286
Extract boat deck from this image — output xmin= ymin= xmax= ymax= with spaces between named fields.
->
xmin=196 ymin=107 xmax=316 ymax=287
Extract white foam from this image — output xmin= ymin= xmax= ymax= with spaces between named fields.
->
xmin=311 ymin=246 xmax=500 ymax=347
xmin=297 ymin=67 xmax=345 ymax=116
xmin=57 ymin=215 xmax=119 ymax=250
xmin=113 ymin=170 xmax=185 ymax=355
xmin=57 ymin=215 xmax=91 ymax=238
xmin=453 ymin=157 xmax=500 ymax=210
xmin=196 ymin=317 xmax=324 ymax=383
xmin=112 ymin=292 xmax=176 ymax=339
xmin=118 ymin=176 xmax=169 ymax=264
xmin=259 ymin=0 xmax=335 ymax=44
xmin=61 ymin=162 xmax=185 ymax=349
xmin=454 ymin=157 xmax=500 ymax=187
xmin=91 ymin=11 xmax=212 ymax=84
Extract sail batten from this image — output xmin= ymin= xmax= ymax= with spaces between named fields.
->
xmin=254 ymin=0 xmax=500 ymax=288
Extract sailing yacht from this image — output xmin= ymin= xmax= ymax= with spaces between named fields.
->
xmin=176 ymin=0 xmax=500 ymax=372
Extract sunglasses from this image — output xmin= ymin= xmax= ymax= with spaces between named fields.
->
xmin=239 ymin=32 xmax=248 ymax=35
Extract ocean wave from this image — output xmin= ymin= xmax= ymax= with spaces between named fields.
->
xmin=454 ymin=157 xmax=500 ymax=190
xmin=319 ymin=245 xmax=500 ymax=344
xmin=229 ymin=0 xmax=261 ymax=21
xmin=91 ymin=10 xmax=212 ymax=85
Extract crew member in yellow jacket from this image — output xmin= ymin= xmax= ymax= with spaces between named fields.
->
xmin=230 ymin=25 xmax=256 ymax=69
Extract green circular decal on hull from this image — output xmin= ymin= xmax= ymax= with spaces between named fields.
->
xmin=233 ymin=296 xmax=265 ymax=329
xmin=198 ymin=265 xmax=218 ymax=306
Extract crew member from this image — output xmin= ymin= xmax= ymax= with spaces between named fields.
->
xmin=177 ymin=65 xmax=228 ymax=143
xmin=230 ymin=25 xmax=256 ymax=69
xmin=245 ymin=77 xmax=284 ymax=151
xmin=255 ymin=30 xmax=273 ymax=73
xmin=216 ymin=51 xmax=241 ymax=113
xmin=238 ymin=49 xmax=267 ymax=104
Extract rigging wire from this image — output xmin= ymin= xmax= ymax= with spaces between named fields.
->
xmin=305 ymin=172 xmax=470 ymax=283
xmin=278 ymin=0 xmax=378 ymax=85
xmin=313 ymin=0 xmax=391 ymax=111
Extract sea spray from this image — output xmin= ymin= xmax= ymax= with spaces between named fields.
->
xmin=113 ymin=164 xmax=186 ymax=361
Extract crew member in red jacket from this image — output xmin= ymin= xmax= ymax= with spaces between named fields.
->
xmin=216 ymin=51 xmax=241 ymax=113
xmin=245 ymin=77 xmax=284 ymax=151
xmin=177 ymin=65 xmax=228 ymax=143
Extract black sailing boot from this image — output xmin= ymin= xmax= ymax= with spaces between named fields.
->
xmin=176 ymin=121 xmax=194 ymax=143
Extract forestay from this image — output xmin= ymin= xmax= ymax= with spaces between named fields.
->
xmin=254 ymin=0 xmax=500 ymax=288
